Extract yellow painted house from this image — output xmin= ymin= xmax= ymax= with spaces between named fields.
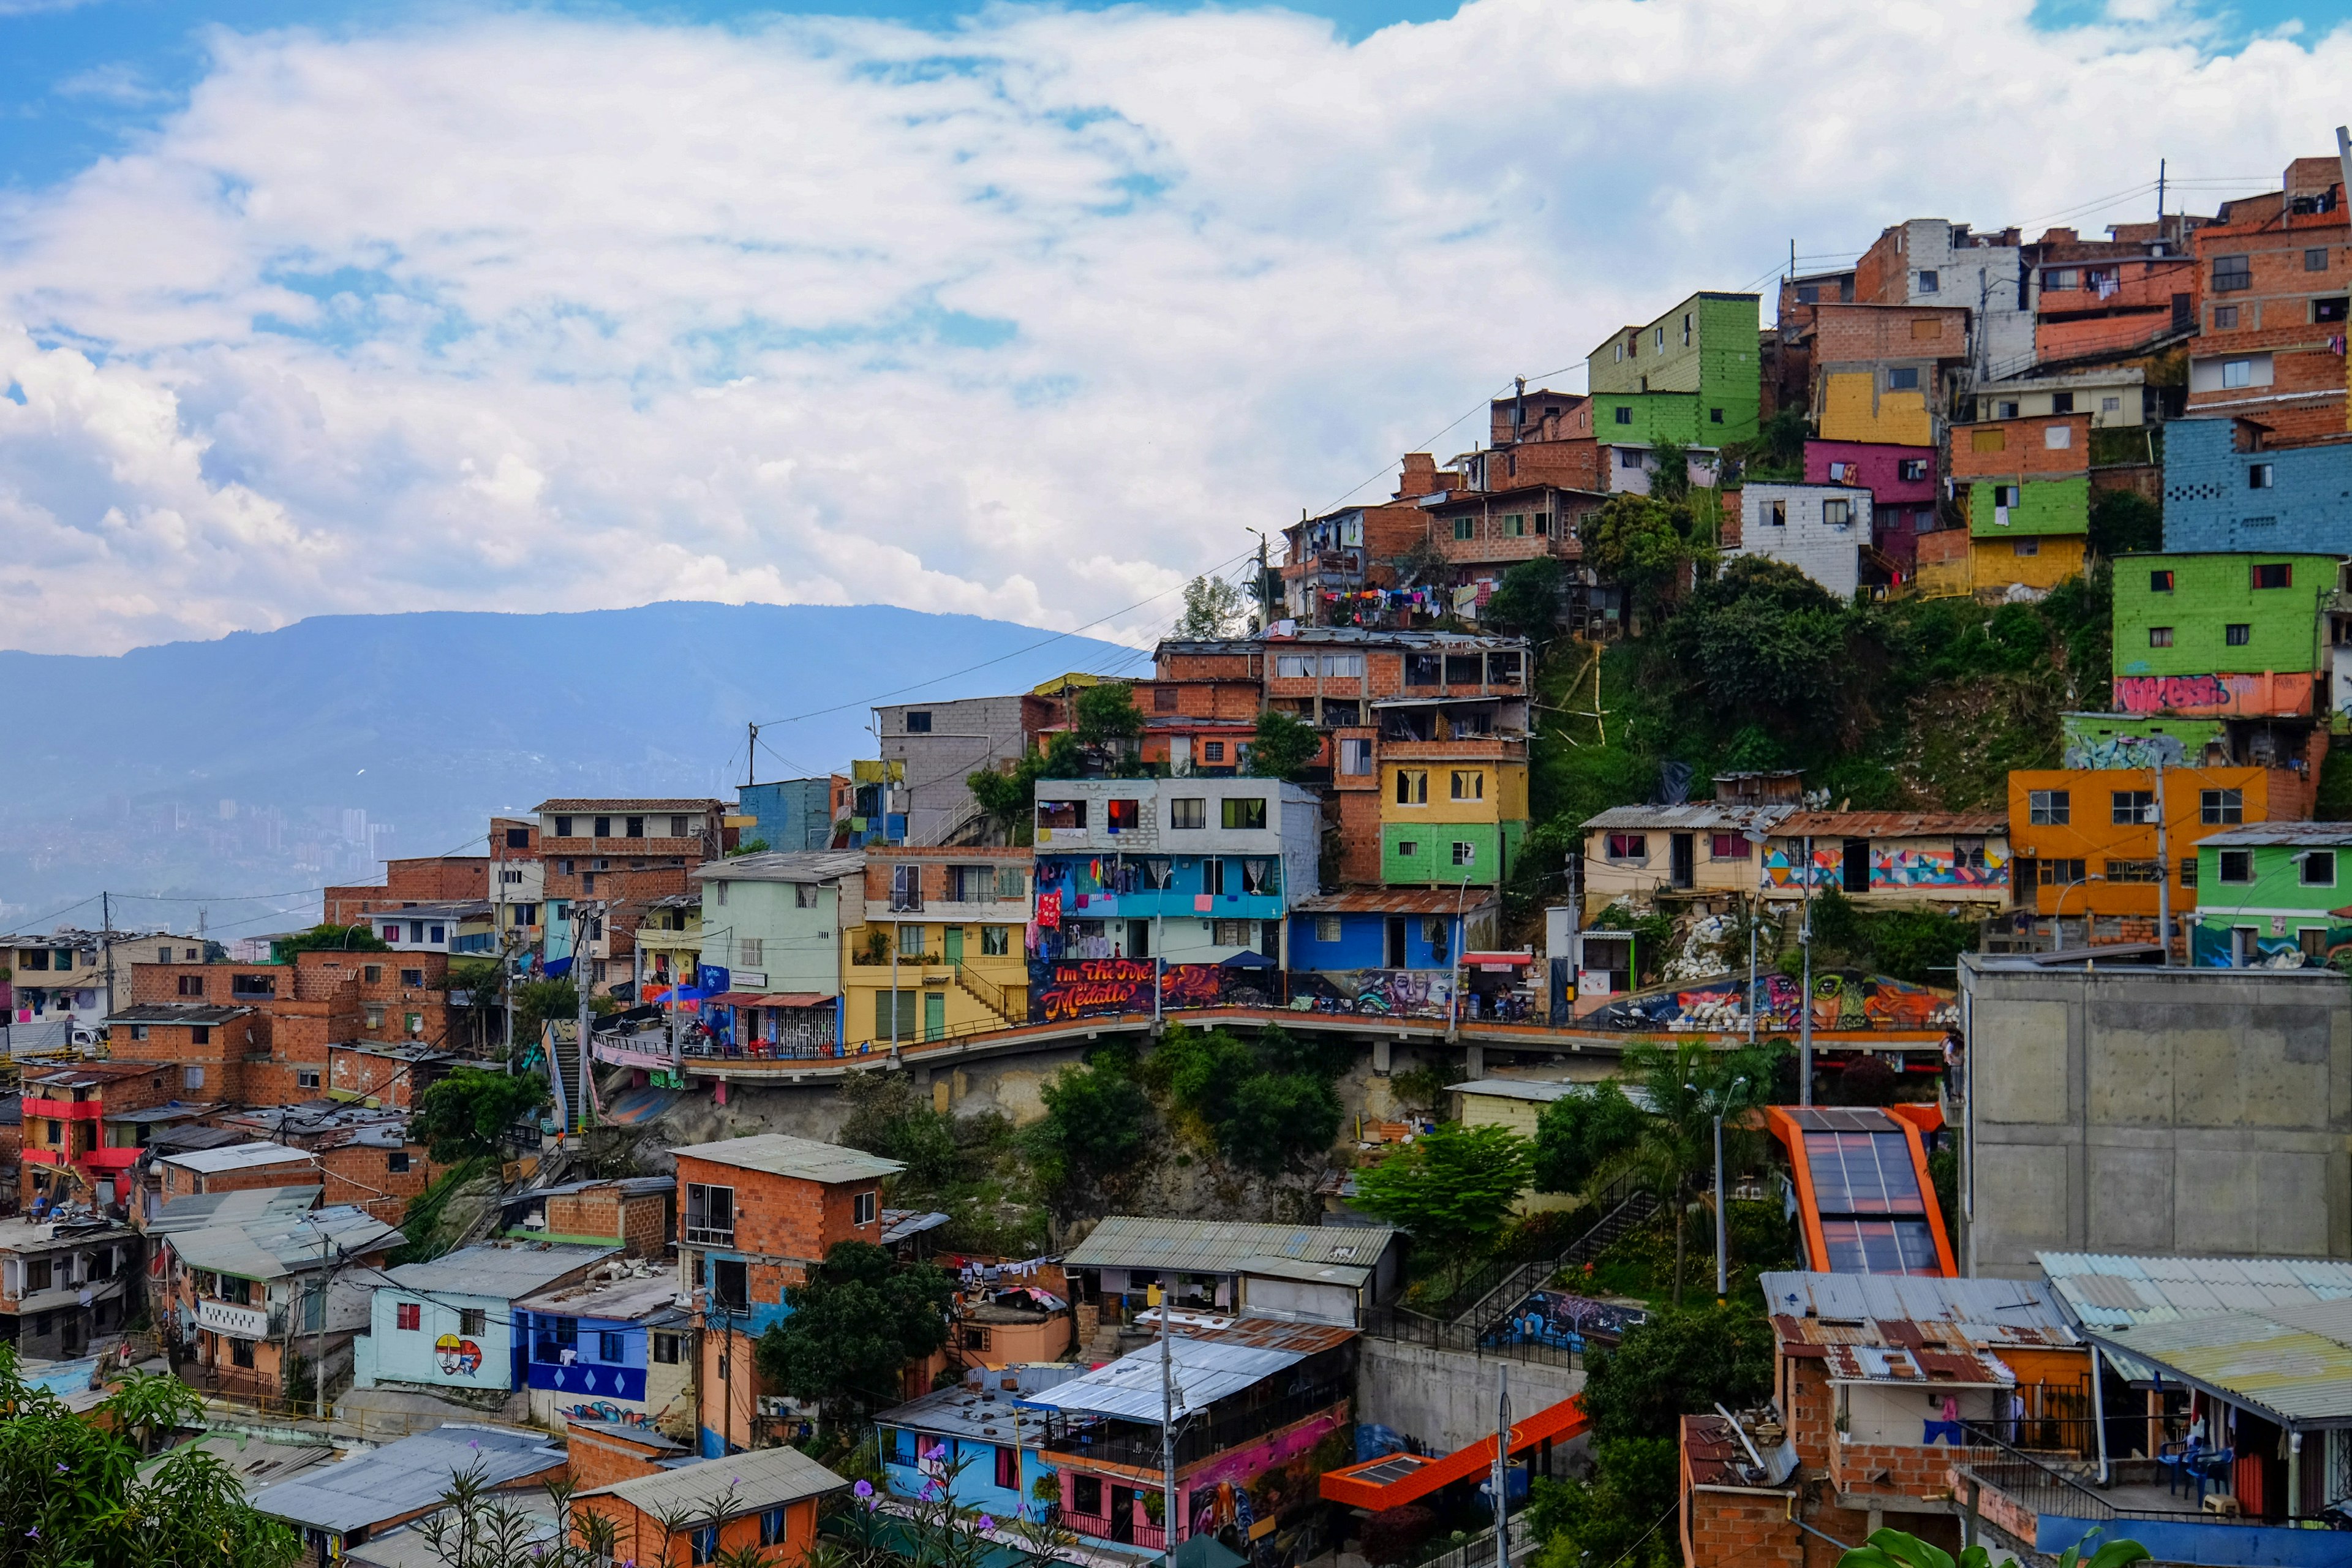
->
xmin=1816 ymin=369 xmax=1937 ymax=447
xmin=839 ymin=846 xmax=1033 ymax=1052
xmin=1451 ymin=1076 xmax=1630 ymax=1213
xmin=1379 ymin=742 xmax=1529 ymax=888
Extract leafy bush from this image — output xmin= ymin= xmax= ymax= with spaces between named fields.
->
xmin=1142 ymin=1025 xmax=1344 ymax=1174
xmin=1360 ymin=1506 xmax=1440 ymax=1566
xmin=1028 ymin=1049 xmax=1155 ymax=1199
xmin=412 ymin=1067 xmax=549 ymax=1163
xmin=1352 ymin=1123 xmax=1534 ymax=1283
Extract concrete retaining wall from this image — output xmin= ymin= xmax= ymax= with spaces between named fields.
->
xmin=1354 ymin=1336 xmax=1583 ymax=1457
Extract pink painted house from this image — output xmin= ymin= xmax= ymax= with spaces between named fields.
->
xmin=1804 ymin=440 xmax=1939 ymax=573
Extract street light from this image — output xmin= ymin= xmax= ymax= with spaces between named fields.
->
xmin=1691 ymin=1075 xmax=1749 ymax=1306
xmin=2049 ymin=873 xmax=2106 ymax=952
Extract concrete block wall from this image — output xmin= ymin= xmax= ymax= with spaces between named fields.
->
xmin=2163 ymin=417 xmax=2352 ymax=553
xmin=1733 ymin=484 xmax=1871 ymax=597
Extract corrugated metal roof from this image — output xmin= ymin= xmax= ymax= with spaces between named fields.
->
xmin=1017 ymin=1338 xmax=1303 ymax=1421
xmin=514 ymin=1272 xmax=682 ymax=1322
xmin=693 ymin=851 xmax=864 ymax=885
xmin=1233 ymin=1254 xmax=1371 ymax=1288
xmin=1762 ymin=1271 xmax=2077 ymax=1339
xmin=165 ymin=1205 xmax=402 ymax=1280
xmin=534 ymin=798 xmax=723 ymax=812
xmin=160 ymin=1142 xmax=312 ymax=1175
xmin=2194 ymin=824 xmax=2352 ymax=847
xmin=251 ymin=1425 xmax=567 ymax=1533
xmin=385 ymin=1241 xmax=616 ymax=1301
xmin=1289 ymin=891 xmax=1504 ymax=916
xmin=102 ymin=1003 xmax=255 ymax=1025
xmin=146 ymin=1185 xmax=322 ymax=1237
xmin=2089 ymin=1298 xmax=2352 ymax=1429
xmin=876 ymin=1380 xmax=1080 ymax=1446
xmin=577 ymin=1444 xmax=846 ymax=1516
xmin=881 ymin=1210 xmax=950 ymax=1245
xmin=1066 ymin=1216 xmax=1393 ymax=1275
xmin=1581 ymin=803 xmax=1796 ymax=832
xmin=668 ymin=1134 xmax=901 ymax=1185
xmin=1771 ymin=812 xmax=2006 ymax=838
xmin=2038 ymin=1253 xmax=2352 ymax=1330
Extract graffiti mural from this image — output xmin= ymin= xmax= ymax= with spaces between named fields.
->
xmin=2114 ymin=672 xmax=2316 ymax=718
xmin=2191 ymin=921 xmax=2352 ymax=969
xmin=434 ymin=1335 xmax=484 ymax=1378
xmin=2062 ymin=729 xmax=2199 ymax=769
xmin=1588 ymin=970 xmax=1956 ymax=1034
xmin=1027 ymin=960 xmax=1277 ymax=1023
xmin=1178 ymin=1408 xmax=1347 ymax=1555
xmin=566 ymin=1401 xmax=657 ymax=1428
xmin=1763 ymin=843 xmax=2005 ymax=891
xmin=1284 ymin=969 xmax=1455 ymax=1020
xmin=1491 ymin=1290 xmax=1648 ymax=1352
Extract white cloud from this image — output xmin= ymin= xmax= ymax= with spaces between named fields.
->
xmin=1 ymin=0 xmax=2350 ymax=654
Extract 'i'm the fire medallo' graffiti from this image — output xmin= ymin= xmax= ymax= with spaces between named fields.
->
xmin=1029 ymin=960 xmax=1250 ymax=1022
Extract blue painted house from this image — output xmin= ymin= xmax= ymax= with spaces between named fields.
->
xmin=2162 ymin=416 xmax=2352 ymax=554
xmin=875 ymin=1366 xmax=1083 ymax=1519
xmin=737 ymin=778 xmax=840 ymax=854
xmin=354 ymin=1240 xmax=616 ymax=1395
xmin=516 ymin=1269 xmax=693 ymax=1430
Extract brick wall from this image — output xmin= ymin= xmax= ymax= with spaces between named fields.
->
xmin=323 ymin=857 xmax=492 ymax=924
xmin=1810 ymin=303 xmax=1971 ymax=366
xmin=1949 ymin=414 xmax=2092 ymax=481
xmin=565 ymin=1419 xmax=673 ymax=1490
xmin=316 ymin=1140 xmax=432 ymax=1223
xmin=2163 ymin=417 xmax=2352 ymax=553
xmin=1685 ymin=1488 xmax=1805 ymax=1568
xmin=548 ymin=1187 xmax=669 ymax=1257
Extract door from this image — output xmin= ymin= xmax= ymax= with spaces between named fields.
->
xmin=943 ymin=926 xmax=965 ymax=965
xmin=1670 ymin=834 xmax=1695 ymax=889
xmin=1385 ymin=916 xmax=1407 ymax=968
xmin=924 ymin=992 xmax=946 ymax=1041
xmin=1128 ymin=919 xmax=1152 ymax=959
xmin=1843 ymin=839 xmax=1871 ymax=894
xmin=1110 ymin=1487 xmax=1136 ymax=1544
xmin=2231 ymin=927 xmax=2258 ymax=967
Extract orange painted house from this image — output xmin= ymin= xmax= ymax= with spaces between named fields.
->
xmin=2007 ymin=764 xmax=2299 ymax=937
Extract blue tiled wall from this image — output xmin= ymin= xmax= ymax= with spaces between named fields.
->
xmin=2163 ymin=417 xmax=2352 ymax=554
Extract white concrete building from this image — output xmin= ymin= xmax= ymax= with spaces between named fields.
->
xmin=1732 ymin=484 xmax=1875 ymax=597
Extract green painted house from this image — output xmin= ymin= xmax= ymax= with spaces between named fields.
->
xmin=693 ymin=849 xmax=865 ymax=996
xmin=1587 ymin=292 xmax=1760 ymax=448
xmin=2111 ymin=551 xmax=2332 ymax=687
xmin=2191 ymin=824 xmax=2352 ymax=968
xmin=1965 ymin=475 xmax=2089 ymax=538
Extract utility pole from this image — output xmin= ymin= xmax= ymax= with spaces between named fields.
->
xmin=1160 ymin=1294 xmax=1179 ymax=1567
xmin=2156 ymin=157 xmax=2166 ymax=225
xmin=746 ymin=722 xmax=760 ymax=791
xmin=2152 ymin=752 xmax=2171 ymax=967
xmin=1491 ymin=1363 xmax=1512 ymax=1568
xmin=1513 ymin=375 xmax=1526 ymax=437
xmin=1798 ymin=835 xmax=1814 ymax=1106
xmin=573 ymin=900 xmax=596 ymax=1139
xmin=99 ymin=891 xmax=112 ymax=1027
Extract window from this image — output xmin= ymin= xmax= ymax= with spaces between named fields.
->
xmin=1450 ymin=841 xmax=1476 ymax=866
xmin=2248 ymin=561 xmax=2295 ymax=591
xmin=2218 ymin=849 xmax=2255 ymax=884
xmin=2319 ymin=298 xmax=2351 ymax=324
xmin=1503 ymin=513 xmax=1526 ymax=537
xmin=1996 ymin=400 xmax=2020 ymax=420
xmin=1613 ymin=405 xmax=1632 ymax=426
xmin=1202 ymin=741 xmax=1225 ymax=763
xmin=1453 ymin=516 xmax=1474 ymax=540
xmin=2305 ymin=851 xmax=2339 ymax=886
xmin=1036 ymin=799 xmax=1087 ymax=831
xmin=397 ymin=1302 xmax=421 ymax=1331
xmin=297 ymin=1069 xmax=321 ymax=1090
xmin=1968 ymin=424 xmax=2004 ymax=453
xmin=388 ymin=1150 xmax=410 ymax=1173
xmin=1917 ymin=270 xmax=1939 ymax=293
xmin=1153 ymin=686 xmax=1178 ymax=712
xmin=711 ymin=1259 xmax=750 ymax=1312
xmin=1395 ymin=771 xmax=1428 ymax=805
xmin=1992 ymin=484 xmax=2020 ymax=508
xmin=1221 ymin=797 xmax=1268 ymax=830
xmin=2037 ymin=859 xmax=2089 ymax=887
xmin=1339 ymin=737 xmax=1373 ymax=775
xmin=625 ymin=815 xmax=645 ymax=839
xmin=652 ymin=1332 xmax=682 ymax=1364
xmin=2226 ymin=623 xmax=2252 ymax=646
xmin=2101 ymin=395 xmax=2122 ymax=414
xmin=2014 ymin=540 xmax=2040 ymax=557
xmin=1711 ymin=833 xmax=1750 ymax=860
xmin=191 ymin=1027 xmax=210 ymax=1046
xmin=685 ymin=1183 xmax=736 ymax=1245
xmin=2223 ymin=359 xmax=2255 ymax=389
xmin=796 ymin=882 xmax=820 ymax=908
xmin=1654 ymin=324 xmax=1664 ymax=349
xmin=1824 ymin=499 xmax=1857 ymax=529
xmin=595 ymin=1330 xmax=624 ymax=1362
xmin=1273 ymin=654 xmax=1312 ymax=677
xmin=1393 ymin=840 xmax=1416 ymax=859
xmin=1710 ymin=407 xmax=1724 ymax=423
xmin=2213 ymin=254 xmax=2252 ymax=292
xmin=1314 ymin=915 xmax=1343 ymax=943
xmin=981 ymin=925 xmax=1010 ymax=956
xmin=1075 ymin=1474 xmax=1104 ymax=1516
xmin=553 ymin=815 xmax=573 ymax=837
xmin=2150 ymin=569 xmax=2174 ymax=592
xmin=594 ymin=816 xmax=611 ymax=837
xmin=2029 ymin=790 xmax=2070 ymax=826
xmin=177 ymin=975 xmax=203 ymax=997
xmin=1202 ymin=858 xmax=1227 ymax=895
xmin=1212 ymin=918 xmax=1251 ymax=946
xmin=2105 ymin=859 xmax=2163 ymax=884
xmin=994 ymin=865 xmax=1025 ymax=900
xmin=2310 ymin=247 xmax=2332 ymax=272
xmin=2044 ymin=424 xmax=2071 ymax=450
xmin=2149 ymin=627 xmax=2173 ymax=647
xmin=1898 ymin=458 xmax=1929 ymax=481
xmin=762 ymin=1509 xmax=790 ymax=1550
xmin=2051 ymin=392 xmax=2075 ymax=414
xmin=904 ymin=710 xmax=932 ymax=733
xmin=1170 ymin=797 xmax=1206 ymax=829
xmin=1607 ymin=833 xmax=1647 ymax=861
xmin=692 ymin=1527 xmax=719 ymax=1566
xmin=454 ymin=1307 xmax=486 ymax=1336
xmin=229 ymin=1338 xmax=256 ymax=1370
xmin=2180 ymin=856 xmax=2198 ymax=888
xmin=2250 ymin=463 xmax=2276 ymax=491
xmin=2203 ymin=788 xmax=2245 ymax=825
xmin=854 ymin=1191 xmax=878 ymax=1226
xmin=1885 ymin=367 xmax=1920 ymax=391
xmin=365 ymin=1005 xmax=385 ymax=1029
xmin=401 ymin=967 xmax=423 ymax=988
xmin=1450 ymin=771 xmax=1484 ymax=801
xmin=670 ymin=814 xmax=691 ymax=837
xmin=381 ymin=923 xmax=401 ymax=943
xmin=2111 ymin=790 xmax=2155 ymax=826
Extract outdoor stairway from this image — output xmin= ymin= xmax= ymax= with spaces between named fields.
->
xmin=954 ymin=963 xmax=1022 ymax=1030
xmin=544 ymin=1022 xmax=584 ymax=1132
xmin=1454 ymin=1186 xmax=1660 ymax=1343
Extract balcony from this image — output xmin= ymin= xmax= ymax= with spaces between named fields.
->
xmin=1046 ymin=1384 xmax=1348 ymax=1473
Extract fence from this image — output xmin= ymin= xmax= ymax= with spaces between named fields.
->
xmin=1959 ymin=1421 xmax=2235 ymax=1528
xmin=1050 ymin=1384 xmax=1349 ymax=1471
xmin=1359 ymin=1306 xmax=1581 ymax=1370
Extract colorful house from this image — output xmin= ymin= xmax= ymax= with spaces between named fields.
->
xmin=2110 ymin=551 xmax=2335 ymax=718
xmin=1586 ymin=291 xmax=1762 ymax=447
xmin=575 ymin=1443 xmax=847 ymax=1568
xmin=2005 ymin=764 xmax=2300 ymax=945
xmin=166 ymin=1202 xmax=401 ymax=1404
xmin=1378 ymin=744 xmax=1527 ymax=888
xmin=2190 ymin=824 xmax=2352 ymax=968
xmin=514 ymin=1268 xmax=692 ymax=1431
xmin=841 ymin=846 xmax=1031 ymax=1050
xmin=2163 ymin=417 xmax=2352 ymax=554
xmin=876 ymin=1365 xmax=1077 ymax=1518
xmin=1807 ymin=300 xmax=1973 ymax=448
xmin=1950 ymin=412 xmax=2091 ymax=596
xmin=1803 ymin=439 xmax=1939 ymax=572
xmin=1022 ymin=1314 xmax=1357 ymax=1559
xmin=736 ymin=777 xmax=846 ymax=854
xmin=1760 ymin=811 xmax=2010 ymax=911
xmin=1731 ymin=484 xmax=1879 ymax=597
xmin=671 ymin=1133 xmax=900 ymax=1457
xmin=1580 ymin=793 xmax=1800 ymax=916
xmin=693 ymin=850 xmax=865 ymax=1005
xmin=354 ymin=1240 xmax=616 ymax=1396
xmin=1031 ymin=778 xmax=1321 ymax=965
xmin=1284 ymin=890 xmax=1498 ymax=1022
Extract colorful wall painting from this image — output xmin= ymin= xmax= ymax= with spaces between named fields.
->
xmin=1762 ymin=842 xmax=2005 ymax=891
xmin=1586 ymin=970 xmax=1956 ymax=1034
xmin=1283 ymin=968 xmax=1455 ymax=1020
xmin=2113 ymin=671 xmax=2316 ymax=718
xmin=1027 ymin=960 xmax=1277 ymax=1022
xmin=1491 ymin=1290 xmax=1648 ymax=1352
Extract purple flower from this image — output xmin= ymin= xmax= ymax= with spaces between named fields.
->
xmin=977 ymin=1516 xmax=997 ymax=1532
xmin=853 ymin=1481 xmax=874 ymax=1499
xmin=55 ymin=1464 xmax=67 ymax=1473
xmin=26 ymin=1528 xmax=38 ymax=1540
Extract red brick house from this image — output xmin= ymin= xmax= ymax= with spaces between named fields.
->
xmin=574 ymin=1441 xmax=846 ymax=1568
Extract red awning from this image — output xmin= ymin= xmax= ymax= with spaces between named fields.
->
xmin=709 ymin=992 xmax=833 ymax=1008
xmin=1464 ymin=951 xmax=1535 ymax=968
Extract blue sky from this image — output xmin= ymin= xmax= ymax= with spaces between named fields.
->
xmin=2 ymin=0 xmax=2350 ymax=657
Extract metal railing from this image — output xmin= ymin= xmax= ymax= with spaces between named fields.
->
xmin=1359 ymin=1306 xmax=1580 ymax=1369
xmin=1457 ymin=1180 xmax=1652 ymax=1336
xmin=1960 ymin=1423 xmax=2255 ymax=1528
xmin=1050 ymin=1384 xmax=1347 ymax=1472
xmin=954 ymin=963 xmax=1016 ymax=1024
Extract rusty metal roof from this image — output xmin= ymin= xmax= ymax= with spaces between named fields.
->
xmin=1762 ymin=1271 xmax=2080 ymax=1384
xmin=2087 ymin=1298 xmax=2352 ymax=1431
xmin=1770 ymin=812 xmax=2007 ymax=839
xmin=1290 ymin=890 xmax=1504 ymax=916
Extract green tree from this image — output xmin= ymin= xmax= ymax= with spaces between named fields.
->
xmin=412 ymin=1066 xmax=551 ymax=1164
xmin=1177 ymin=574 xmax=1247 ymax=638
xmin=727 ymin=837 xmax=773 ymax=856
xmin=1028 ymin=1050 xmax=1154 ymax=1197
xmin=1140 ymin=1026 xmax=1347 ymax=1174
xmin=1074 ymin=682 xmax=1144 ymax=749
xmin=1221 ymin=1070 xmax=1343 ymax=1174
xmin=1246 ymin=707 xmax=1321 ymax=781
xmin=1388 ymin=538 xmax=1451 ymax=590
xmin=1671 ymin=555 xmax=1860 ymax=741
xmin=510 ymin=978 xmax=612 ymax=1046
xmin=1839 ymin=1526 xmax=2152 ymax=1568
xmin=2087 ymin=488 xmax=2163 ymax=558
xmin=1646 ymin=437 xmax=1692 ymax=503
xmin=968 ymin=734 xmax=1087 ymax=842
xmin=1531 ymin=1082 xmax=1648 ymax=1194
xmin=754 ymin=1241 xmax=953 ymax=1423
xmin=1577 ymin=1303 xmax=1775 ymax=1443
xmin=1581 ymin=494 xmax=1691 ymax=616
xmin=1481 ymin=555 xmax=1564 ymax=644
xmin=1352 ymin=1122 xmax=1534 ymax=1286
xmin=277 ymin=922 xmax=391 ymax=956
